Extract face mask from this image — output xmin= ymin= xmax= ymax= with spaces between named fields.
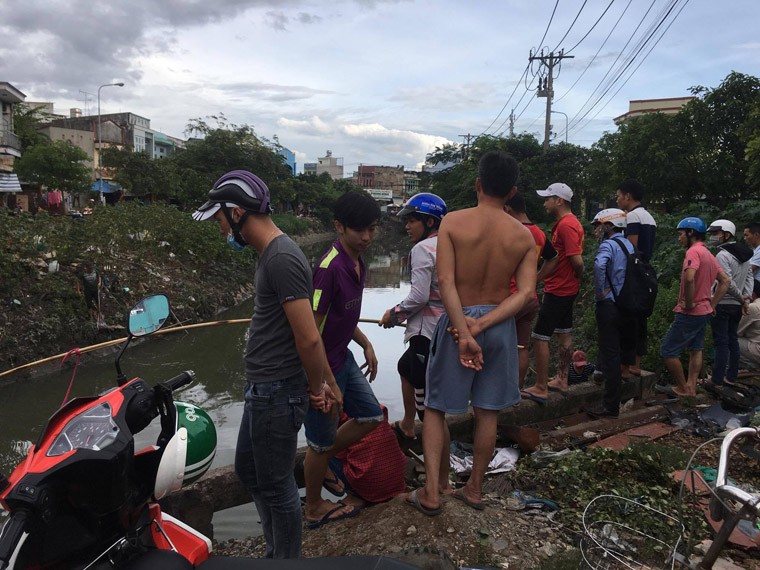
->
xmin=707 ymin=235 xmax=721 ymax=246
xmin=227 ymin=231 xmax=247 ymax=251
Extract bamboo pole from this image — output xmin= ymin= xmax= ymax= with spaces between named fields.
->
xmin=0 ymin=317 xmax=395 ymax=380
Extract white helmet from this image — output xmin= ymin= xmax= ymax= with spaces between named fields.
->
xmin=707 ymin=219 xmax=736 ymax=237
xmin=592 ymin=208 xmax=627 ymax=228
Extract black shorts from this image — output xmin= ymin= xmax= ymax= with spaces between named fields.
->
xmin=84 ymin=289 xmax=98 ymax=310
xmin=397 ymin=335 xmax=430 ymax=390
xmin=532 ymin=292 xmax=577 ymax=341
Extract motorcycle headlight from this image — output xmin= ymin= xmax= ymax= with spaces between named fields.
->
xmin=47 ymin=403 xmax=120 ymax=457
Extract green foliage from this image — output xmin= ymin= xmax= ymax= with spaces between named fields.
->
xmin=515 ymin=442 xmax=693 ymax=537
xmin=0 ymin=203 xmax=318 ymax=371
xmin=12 ymin=104 xmax=53 ymax=151
xmin=102 ymin=147 xmax=182 ymax=200
xmin=14 ymin=140 xmax=91 ymax=193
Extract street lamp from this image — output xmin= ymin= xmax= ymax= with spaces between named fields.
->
xmin=97 ymin=82 xmax=124 ymax=199
xmin=551 ymin=110 xmax=568 ymax=144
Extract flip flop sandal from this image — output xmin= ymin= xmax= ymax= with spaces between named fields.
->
xmin=391 ymin=421 xmax=417 ymax=444
xmin=520 ymin=391 xmax=547 ymax=406
xmin=322 ymin=474 xmax=345 ymax=496
xmin=405 ymin=489 xmax=441 ymax=516
xmin=305 ymin=502 xmax=360 ymax=529
xmin=452 ymin=489 xmax=485 ymax=511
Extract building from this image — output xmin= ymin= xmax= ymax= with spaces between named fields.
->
xmin=303 ymin=162 xmax=317 ymax=175
xmin=0 ymin=82 xmax=26 ymax=199
xmin=613 ymin=96 xmax=695 ymax=124
xmin=278 ymin=146 xmax=296 ymax=175
xmin=356 ymin=164 xmax=405 ymax=198
xmin=316 ymin=150 xmax=343 ymax=180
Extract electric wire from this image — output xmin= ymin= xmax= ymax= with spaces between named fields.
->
xmin=565 ymin=0 xmax=685 ymax=136
xmin=555 ymin=0 xmax=634 ymax=104
xmin=478 ymin=0 xmax=560 ymax=137
xmin=551 ymin=0 xmax=588 ymax=52
xmin=565 ymin=0 xmax=616 ymax=54
xmin=557 ymin=0 xmax=662 ymax=137
xmin=571 ymin=0 xmax=690 ymax=136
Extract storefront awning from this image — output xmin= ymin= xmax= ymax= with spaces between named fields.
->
xmin=92 ymin=180 xmax=122 ymax=194
xmin=0 ymin=173 xmax=21 ymax=193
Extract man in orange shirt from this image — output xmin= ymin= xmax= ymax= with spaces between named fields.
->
xmin=521 ymin=183 xmax=584 ymax=403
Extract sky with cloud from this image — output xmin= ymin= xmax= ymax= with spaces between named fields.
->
xmin=2 ymin=0 xmax=759 ymax=173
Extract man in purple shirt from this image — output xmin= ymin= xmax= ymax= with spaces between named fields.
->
xmin=303 ymin=191 xmax=384 ymax=528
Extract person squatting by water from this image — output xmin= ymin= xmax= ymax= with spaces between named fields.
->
xmin=406 ymin=150 xmax=537 ymax=516
xmin=659 ymin=217 xmax=730 ymax=398
xmin=520 ymin=182 xmax=584 ymax=405
xmin=302 ymin=191 xmax=385 ymax=529
xmin=379 ymin=192 xmax=447 ymax=444
xmin=193 ymin=170 xmax=339 ymax=559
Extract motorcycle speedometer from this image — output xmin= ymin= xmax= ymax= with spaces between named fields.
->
xmin=47 ymin=403 xmax=120 ymax=456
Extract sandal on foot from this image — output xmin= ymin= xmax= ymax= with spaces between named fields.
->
xmin=520 ymin=391 xmax=547 ymax=406
xmin=452 ymin=489 xmax=485 ymax=511
xmin=305 ymin=502 xmax=360 ymax=529
xmin=405 ymin=489 xmax=441 ymax=516
xmin=391 ymin=421 xmax=417 ymax=444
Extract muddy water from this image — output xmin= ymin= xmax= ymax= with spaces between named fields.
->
xmin=0 ymin=224 xmax=416 ymax=540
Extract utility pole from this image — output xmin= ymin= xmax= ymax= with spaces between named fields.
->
xmin=508 ymin=109 xmax=515 ymax=137
xmin=459 ymin=133 xmax=474 ymax=159
xmin=529 ymin=49 xmax=573 ymax=151
xmin=78 ymin=90 xmax=93 ymax=116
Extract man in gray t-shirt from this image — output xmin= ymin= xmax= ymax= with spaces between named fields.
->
xmin=193 ymin=170 xmax=339 ymax=559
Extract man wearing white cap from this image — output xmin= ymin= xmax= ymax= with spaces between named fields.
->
xmin=521 ymin=182 xmax=584 ymax=404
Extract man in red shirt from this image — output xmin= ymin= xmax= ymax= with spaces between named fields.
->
xmin=522 ymin=183 xmax=584 ymax=403
xmin=658 ymin=217 xmax=730 ymax=397
xmin=505 ymin=192 xmax=558 ymax=387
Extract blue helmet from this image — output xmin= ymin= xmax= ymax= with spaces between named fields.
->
xmin=398 ymin=193 xmax=447 ymax=220
xmin=676 ymin=217 xmax=707 ymax=233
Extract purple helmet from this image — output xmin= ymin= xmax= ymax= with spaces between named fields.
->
xmin=192 ymin=170 xmax=272 ymax=220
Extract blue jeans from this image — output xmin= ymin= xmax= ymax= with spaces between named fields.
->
xmin=304 ymin=351 xmax=382 ymax=452
xmin=711 ymin=304 xmax=742 ymax=384
xmin=234 ymin=374 xmax=309 ymax=559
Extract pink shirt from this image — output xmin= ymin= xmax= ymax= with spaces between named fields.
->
xmin=675 ymin=241 xmax=723 ymax=316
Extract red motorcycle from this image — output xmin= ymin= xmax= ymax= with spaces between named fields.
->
xmin=0 ymin=294 xmax=419 ymax=570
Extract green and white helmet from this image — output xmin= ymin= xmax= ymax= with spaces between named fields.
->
xmin=154 ymin=401 xmax=217 ymax=500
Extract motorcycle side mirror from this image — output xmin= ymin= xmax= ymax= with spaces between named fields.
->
xmin=128 ymin=294 xmax=170 ymax=337
xmin=116 ymin=294 xmax=171 ymax=386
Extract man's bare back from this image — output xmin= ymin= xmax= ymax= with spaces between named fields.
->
xmin=441 ymin=205 xmax=535 ymax=307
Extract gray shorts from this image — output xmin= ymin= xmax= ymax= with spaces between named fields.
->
xmin=425 ymin=305 xmax=520 ymax=414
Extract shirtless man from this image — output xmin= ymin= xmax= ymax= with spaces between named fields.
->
xmin=405 ymin=151 xmax=537 ymax=515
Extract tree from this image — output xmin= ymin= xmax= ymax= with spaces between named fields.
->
xmin=11 ymin=105 xmax=52 ymax=151
xmin=102 ymin=147 xmax=182 ymax=201
xmin=173 ymin=115 xmax=291 ymax=207
xmin=14 ymin=141 xmax=91 ymax=194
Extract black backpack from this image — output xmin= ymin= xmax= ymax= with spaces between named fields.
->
xmin=605 ymin=237 xmax=658 ymax=317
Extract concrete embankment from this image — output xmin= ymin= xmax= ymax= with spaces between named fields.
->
xmin=162 ymin=371 xmax=660 ymax=539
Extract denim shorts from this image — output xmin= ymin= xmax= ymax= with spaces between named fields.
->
xmin=304 ymin=351 xmax=383 ymax=452
xmin=425 ymin=306 xmax=520 ymax=414
xmin=660 ymin=313 xmax=712 ymax=358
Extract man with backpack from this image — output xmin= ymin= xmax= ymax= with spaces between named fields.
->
xmin=584 ymin=208 xmax=637 ymax=418
xmin=616 ymin=179 xmax=657 ymax=376
xmin=706 ymin=219 xmax=754 ymax=386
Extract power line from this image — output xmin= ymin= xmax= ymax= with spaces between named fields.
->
xmin=551 ymin=0 xmax=588 ymax=51
xmin=565 ymin=0 xmax=684 ymax=136
xmin=559 ymin=0 xmax=661 ymax=135
xmin=571 ymin=0 xmax=691 ymax=136
xmin=555 ymin=0 xmax=634 ymax=104
xmin=478 ymin=0 xmax=561 ymax=137
xmin=565 ymin=0 xmax=616 ymax=54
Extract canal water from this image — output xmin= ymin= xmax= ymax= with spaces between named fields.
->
xmin=0 ymin=224 xmax=415 ymax=539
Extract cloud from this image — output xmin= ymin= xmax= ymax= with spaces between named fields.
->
xmin=388 ymin=83 xmax=497 ymax=111
xmin=278 ymin=116 xmax=333 ymax=135
xmin=216 ymin=82 xmax=334 ymax=102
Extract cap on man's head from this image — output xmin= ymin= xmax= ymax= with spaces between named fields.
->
xmin=536 ymin=182 xmax=573 ymax=202
xmin=192 ymin=170 xmax=272 ymax=221
xmin=572 ymin=350 xmax=587 ymax=367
